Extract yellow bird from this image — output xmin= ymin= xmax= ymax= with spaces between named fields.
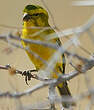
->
xmin=21 ymin=5 xmax=74 ymax=108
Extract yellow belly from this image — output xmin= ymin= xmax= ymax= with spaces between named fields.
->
xmin=21 ymin=26 xmax=63 ymax=81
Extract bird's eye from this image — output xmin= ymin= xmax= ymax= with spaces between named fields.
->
xmin=33 ymin=13 xmax=39 ymax=16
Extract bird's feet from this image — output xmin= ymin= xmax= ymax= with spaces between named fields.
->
xmin=22 ymin=69 xmax=38 ymax=85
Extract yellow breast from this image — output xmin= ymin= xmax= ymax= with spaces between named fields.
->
xmin=21 ymin=21 xmax=63 ymax=80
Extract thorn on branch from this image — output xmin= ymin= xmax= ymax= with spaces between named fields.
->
xmin=5 ymin=64 xmax=17 ymax=75
xmin=70 ymin=62 xmax=83 ymax=73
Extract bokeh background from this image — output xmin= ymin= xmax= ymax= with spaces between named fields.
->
xmin=0 ymin=0 xmax=94 ymax=110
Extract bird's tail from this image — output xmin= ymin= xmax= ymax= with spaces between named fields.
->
xmin=57 ymin=82 xmax=76 ymax=108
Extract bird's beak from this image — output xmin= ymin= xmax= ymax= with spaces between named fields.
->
xmin=23 ymin=13 xmax=31 ymax=21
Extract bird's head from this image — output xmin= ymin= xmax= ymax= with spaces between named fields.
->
xmin=23 ymin=5 xmax=49 ymax=26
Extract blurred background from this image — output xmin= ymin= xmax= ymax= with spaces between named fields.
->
xmin=0 ymin=0 xmax=94 ymax=110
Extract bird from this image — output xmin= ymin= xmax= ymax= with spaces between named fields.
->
xmin=21 ymin=4 xmax=75 ymax=108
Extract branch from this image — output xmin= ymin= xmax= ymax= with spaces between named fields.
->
xmin=0 ymin=54 xmax=93 ymax=98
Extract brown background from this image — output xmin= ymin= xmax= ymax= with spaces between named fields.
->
xmin=0 ymin=0 xmax=94 ymax=110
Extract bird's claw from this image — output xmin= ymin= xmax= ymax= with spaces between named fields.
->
xmin=22 ymin=69 xmax=37 ymax=85
xmin=22 ymin=70 xmax=32 ymax=85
